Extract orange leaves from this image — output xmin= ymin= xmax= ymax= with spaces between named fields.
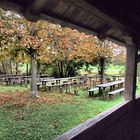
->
xmin=20 ymin=36 xmax=40 ymax=50
xmin=40 ymin=26 xmax=98 ymax=64
xmin=0 ymin=91 xmax=75 ymax=108
xmin=94 ymin=38 xmax=113 ymax=60
xmin=72 ymin=33 xmax=97 ymax=63
xmin=0 ymin=8 xmax=126 ymax=65
xmin=111 ymin=44 xmax=126 ymax=63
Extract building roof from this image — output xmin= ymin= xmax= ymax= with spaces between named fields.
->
xmin=1 ymin=0 xmax=140 ymax=47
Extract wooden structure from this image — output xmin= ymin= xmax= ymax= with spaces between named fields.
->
xmin=108 ymin=88 xmax=125 ymax=99
xmin=96 ymin=79 xmax=125 ymax=98
xmin=38 ymin=76 xmax=88 ymax=92
xmin=0 ymin=0 xmax=140 ymax=139
xmin=88 ymin=79 xmax=125 ymax=98
xmin=88 ymin=87 xmax=98 ymax=97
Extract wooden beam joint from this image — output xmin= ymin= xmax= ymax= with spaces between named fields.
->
xmin=97 ymin=24 xmax=112 ymax=40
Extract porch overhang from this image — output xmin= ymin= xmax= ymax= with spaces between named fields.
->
xmin=0 ymin=1 xmax=140 ymax=140
xmin=1 ymin=0 xmax=140 ymax=46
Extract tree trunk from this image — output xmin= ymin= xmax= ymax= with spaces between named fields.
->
xmin=1 ymin=60 xmax=6 ymax=74
xmin=60 ymin=61 xmax=64 ymax=78
xmin=98 ymin=57 xmax=105 ymax=84
xmin=30 ymin=51 xmax=38 ymax=97
xmin=65 ymin=65 xmax=69 ymax=77
xmin=9 ymin=60 xmax=13 ymax=75
xmin=57 ymin=61 xmax=61 ymax=78
xmin=26 ymin=64 xmax=29 ymax=75
xmin=37 ymin=61 xmax=41 ymax=76
xmin=86 ymin=63 xmax=89 ymax=72
xmin=15 ymin=62 xmax=18 ymax=75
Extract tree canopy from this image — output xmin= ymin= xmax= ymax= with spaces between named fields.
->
xmin=0 ymin=8 xmax=126 ymax=96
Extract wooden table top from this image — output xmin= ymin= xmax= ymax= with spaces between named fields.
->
xmin=96 ymin=80 xmax=125 ymax=88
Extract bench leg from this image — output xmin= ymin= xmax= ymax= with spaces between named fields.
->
xmin=74 ymin=90 xmax=78 ymax=95
xmin=65 ymin=85 xmax=68 ymax=93
xmin=109 ymin=94 xmax=112 ymax=99
xmin=89 ymin=91 xmax=94 ymax=97
xmin=91 ymin=91 xmax=94 ymax=97
xmin=89 ymin=91 xmax=91 ymax=97
xmin=113 ymin=85 xmax=115 ymax=90
xmin=37 ymin=85 xmax=40 ymax=90
xmin=110 ymin=86 xmax=115 ymax=91
xmin=120 ymin=91 xmax=124 ymax=95
xmin=89 ymin=91 xmax=92 ymax=97
xmin=59 ymin=86 xmax=63 ymax=93
xmin=48 ymin=87 xmax=51 ymax=91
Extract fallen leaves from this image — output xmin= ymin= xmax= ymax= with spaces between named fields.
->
xmin=0 ymin=91 xmax=75 ymax=109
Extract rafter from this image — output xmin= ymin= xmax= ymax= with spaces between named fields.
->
xmin=26 ymin=0 xmax=48 ymax=13
xmin=97 ymin=24 xmax=112 ymax=40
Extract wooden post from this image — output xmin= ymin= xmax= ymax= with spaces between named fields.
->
xmin=125 ymin=44 xmax=138 ymax=100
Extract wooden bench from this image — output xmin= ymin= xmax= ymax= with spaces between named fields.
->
xmin=37 ymin=82 xmax=42 ymax=90
xmin=88 ymin=88 xmax=99 ymax=97
xmin=46 ymin=83 xmax=65 ymax=91
xmin=108 ymin=88 xmax=125 ymax=99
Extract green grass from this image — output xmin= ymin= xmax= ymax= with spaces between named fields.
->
xmin=78 ymin=64 xmax=125 ymax=75
xmin=0 ymin=99 xmax=123 ymax=140
xmin=136 ymin=82 xmax=140 ymax=96
xmin=0 ymin=85 xmax=124 ymax=140
xmin=0 ymin=85 xmax=28 ymax=93
xmin=105 ymin=64 xmax=125 ymax=75
xmin=18 ymin=63 xmax=30 ymax=74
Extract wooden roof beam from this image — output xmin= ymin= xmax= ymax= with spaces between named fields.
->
xmin=0 ymin=0 xmax=22 ymax=13
xmin=97 ymin=24 xmax=112 ymax=40
xmin=0 ymin=0 xmax=127 ymax=46
xmin=64 ymin=0 xmax=123 ymax=28
xmin=0 ymin=0 xmax=39 ymax=21
xmin=23 ymin=0 xmax=49 ymax=21
xmin=26 ymin=0 xmax=48 ymax=13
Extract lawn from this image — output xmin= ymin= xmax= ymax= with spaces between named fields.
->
xmin=0 ymin=85 xmax=125 ymax=140
xmin=0 ymin=85 xmax=28 ymax=93
xmin=78 ymin=64 xmax=125 ymax=75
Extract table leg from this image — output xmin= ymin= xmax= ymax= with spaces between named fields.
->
xmin=99 ymin=87 xmax=106 ymax=99
xmin=99 ymin=87 xmax=102 ymax=95
xmin=113 ymin=85 xmax=115 ymax=90
xmin=110 ymin=86 xmax=112 ymax=91
xmin=102 ymin=87 xmax=106 ymax=99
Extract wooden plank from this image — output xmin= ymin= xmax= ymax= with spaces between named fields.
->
xmin=125 ymin=45 xmax=138 ymax=100
xmin=88 ymin=87 xmax=99 ymax=97
xmin=108 ymin=88 xmax=125 ymax=95
xmin=88 ymin=87 xmax=98 ymax=92
xmin=55 ymin=101 xmax=131 ymax=140
xmin=0 ymin=0 xmax=127 ymax=46
xmin=96 ymin=80 xmax=124 ymax=88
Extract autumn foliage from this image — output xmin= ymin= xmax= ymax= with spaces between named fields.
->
xmin=0 ymin=8 xmax=126 ymax=79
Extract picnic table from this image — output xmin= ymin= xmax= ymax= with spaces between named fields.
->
xmin=96 ymin=79 xmax=125 ymax=98
xmin=5 ymin=76 xmax=25 ymax=85
xmin=40 ymin=77 xmax=87 ymax=92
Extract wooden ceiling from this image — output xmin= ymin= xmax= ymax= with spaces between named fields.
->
xmin=1 ymin=0 xmax=140 ymax=46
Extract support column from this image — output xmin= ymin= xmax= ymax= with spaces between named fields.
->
xmin=125 ymin=44 xmax=138 ymax=100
